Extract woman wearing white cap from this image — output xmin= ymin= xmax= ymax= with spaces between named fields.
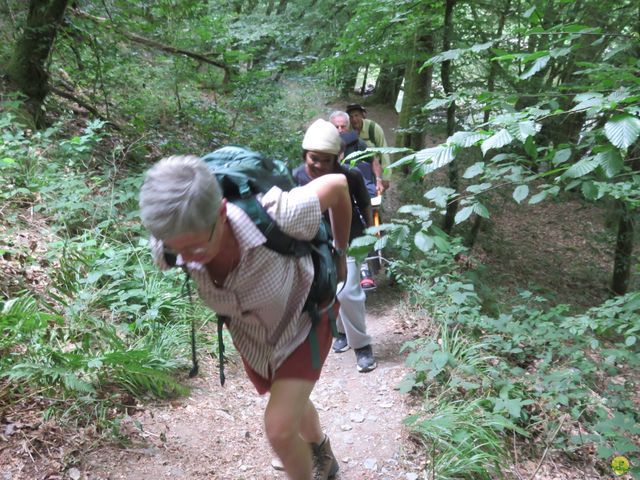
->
xmin=293 ymin=119 xmax=378 ymax=374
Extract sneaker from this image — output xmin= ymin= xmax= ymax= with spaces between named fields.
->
xmin=312 ymin=435 xmax=339 ymax=480
xmin=360 ymin=276 xmax=377 ymax=291
xmin=355 ymin=345 xmax=377 ymax=373
xmin=332 ymin=333 xmax=350 ymax=353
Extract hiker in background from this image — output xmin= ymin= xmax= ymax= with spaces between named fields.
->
xmin=139 ymin=153 xmax=351 ymax=479
xmin=293 ymin=119 xmax=378 ymax=373
xmin=329 ymin=110 xmax=377 ymax=197
xmin=329 ymin=110 xmax=378 ymax=292
xmin=346 ymin=103 xmax=391 ymax=195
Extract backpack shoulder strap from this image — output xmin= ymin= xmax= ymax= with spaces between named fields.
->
xmin=231 ymin=196 xmax=311 ymax=257
xmin=368 ymin=121 xmax=376 ymax=146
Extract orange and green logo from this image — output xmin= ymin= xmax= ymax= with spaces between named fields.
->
xmin=611 ymin=455 xmax=630 ymax=476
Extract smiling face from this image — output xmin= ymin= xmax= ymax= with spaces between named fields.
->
xmin=304 ymin=151 xmax=337 ymax=179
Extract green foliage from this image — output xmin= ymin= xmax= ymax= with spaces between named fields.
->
xmin=396 ymin=248 xmax=640 ymax=477
xmin=0 ymin=113 xmax=218 ymax=430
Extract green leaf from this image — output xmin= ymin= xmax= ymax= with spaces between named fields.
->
xmin=625 ymin=336 xmax=636 ymax=347
xmin=519 ymin=55 xmax=550 ymax=80
xmin=550 ymin=47 xmax=572 ymax=58
xmin=448 ymin=131 xmax=488 ymax=148
xmin=507 ymin=121 xmax=541 ymax=142
xmin=414 ymin=231 xmax=434 ymax=252
xmin=432 ymin=351 xmax=449 ymax=370
xmin=528 ymin=190 xmax=547 ymax=204
xmin=463 ymin=162 xmax=484 ymax=178
xmin=596 ymin=149 xmax=624 ymax=178
xmin=481 ymin=129 xmax=514 ymax=156
xmin=424 ymin=187 xmax=456 ymax=208
xmin=466 ymin=182 xmax=493 ymax=194
xmin=454 ymin=205 xmax=474 ymax=224
xmin=581 ymin=181 xmax=599 ymax=200
xmin=563 ymin=157 xmax=600 ymax=178
xmin=424 ymin=49 xmax=464 ymax=67
xmin=513 ymin=185 xmax=529 ymax=203
xmin=473 ymin=202 xmax=490 ymax=218
xmin=553 ymin=148 xmax=572 ymax=165
xmin=424 ymin=97 xmax=454 ymax=110
xmin=524 ymin=137 xmax=538 ymax=159
xmin=470 ymin=40 xmax=494 ymax=52
xmin=604 ymin=114 xmax=640 ymax=149
xmin=413 ymin=145 xmax=457 ymax=175
xmin=571 ymin=93 xmax=604 ymax=112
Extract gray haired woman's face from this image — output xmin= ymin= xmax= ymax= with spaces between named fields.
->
xmin=163 ymin=200 xmax=227 ymax=264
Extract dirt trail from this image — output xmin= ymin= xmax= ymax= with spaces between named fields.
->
xmin=81 ymin=283 xmax=420 ymax=480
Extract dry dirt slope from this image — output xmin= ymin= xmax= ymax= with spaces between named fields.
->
xmin=80 ymin=284 xmax=422 ymax=480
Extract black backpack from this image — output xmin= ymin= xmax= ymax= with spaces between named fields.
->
xmin=194 ymin=146 xmax=339 ymax=384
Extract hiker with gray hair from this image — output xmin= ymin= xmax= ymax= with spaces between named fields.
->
xmin=139 ymin=150 xmax=352 ymax=479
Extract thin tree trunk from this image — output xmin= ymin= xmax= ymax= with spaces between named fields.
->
xmin=372 ymin=63 xmax=401 ymax=106
xmin=395 ymin=31 xmax=433 ymax=151
xmin=442 ymin=0 xmax=458 ymax=233
xmin=611 ymin=201 xmax=635 ymax=295
xmin=360 ymin=64 xmax=369 ymax=96
xmin=276 ymin=0 xmax=287 ymax=15
xmin=467 ymin=0 xmax=511 ymax=247
xmin=7 ymin=0 xmax=70 ymax=127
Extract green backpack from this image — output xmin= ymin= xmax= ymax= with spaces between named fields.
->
xmin=196 ymin=146 xmax=339 ymax=384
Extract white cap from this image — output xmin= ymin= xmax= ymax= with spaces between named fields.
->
xmin=302 ymin=119 xmax=341 ymax=155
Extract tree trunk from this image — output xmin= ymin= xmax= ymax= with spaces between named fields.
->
xmin=266 ymin=0 xmax=275 ymax=15
xmin=276 ymin=0 xmax=287 ymax=15
xmin=611 ymin=141 xmax=640 ymax=295
xmin=611 ymin=202 xmax=635 ymax=295
xmin=441 ymin=0 xmax=458 ymax=234
xmin=359 ymin=64 xmax=369 ymax=95
xmin=7 ymin=0 xmax=70 ymax=128
xmin=395 ymin=32 xmax=433 ymax=151
xmin=337 ymin=64 xmax=359 ymax=96
xmin=371 ymin=63 xmax=402 ymax=106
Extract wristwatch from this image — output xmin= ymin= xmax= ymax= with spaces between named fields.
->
xmin=334 ymin=247 xmax=347 ymax=257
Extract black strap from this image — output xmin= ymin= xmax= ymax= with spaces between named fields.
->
xmin=231 ymin=197 xmax=311 ymax=257
xmin=368 ymin=121 xmax=376 ymax=146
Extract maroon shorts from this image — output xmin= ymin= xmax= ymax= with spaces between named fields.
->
xmin=242 ymin=301 xmax=339 ymax=395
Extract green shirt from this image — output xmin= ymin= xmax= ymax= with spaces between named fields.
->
xmin=359 ymin=118 xmax=390 ymax=180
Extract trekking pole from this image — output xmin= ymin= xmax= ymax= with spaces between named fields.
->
xmin=181 ymin=268 xmax=199 ymax=378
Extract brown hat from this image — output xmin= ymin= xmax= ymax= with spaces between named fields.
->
xmin=346 ymin=103 xmax=366 ymax=114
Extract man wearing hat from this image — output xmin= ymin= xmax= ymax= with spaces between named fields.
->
xmin=345 ymin=103 xmax=391 ymax=194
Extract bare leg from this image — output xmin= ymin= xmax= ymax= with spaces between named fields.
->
xmin=265 ymin=378 xmax=323 ymax=479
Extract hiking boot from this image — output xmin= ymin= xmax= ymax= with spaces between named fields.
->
xmin=355 ymin=345 xmax=377 ymax=373
xmin=332 ymin=333 xmax=350 ymax=353
xmin=312 ymin=435 xmax=339 ymax=480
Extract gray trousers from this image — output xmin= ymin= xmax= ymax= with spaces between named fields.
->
xmin=336 ymin=257 xmax=372 ymax=349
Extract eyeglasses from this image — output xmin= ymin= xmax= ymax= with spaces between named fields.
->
xmin=164 ymin=221 xmax=217 ymax=257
